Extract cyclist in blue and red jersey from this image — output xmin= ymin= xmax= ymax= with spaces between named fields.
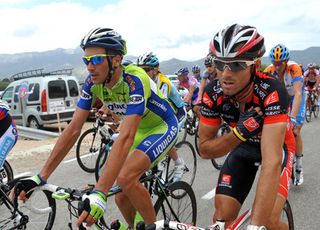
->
xmin=0 ymin=100 xmax=18 ymax=170
xmin=264 ymin=44 xmax=305 ymax=186
xmin=199 ymin=24 xmax=295 ymax=230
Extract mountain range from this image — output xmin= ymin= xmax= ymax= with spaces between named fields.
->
xmin=1 ymin=46 xmax=319 ymax=82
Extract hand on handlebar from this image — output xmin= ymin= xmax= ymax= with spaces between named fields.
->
xmin=77 ymin=190 xmax=107 ymax=227
xmin=10 ymin=174 xmax=46 ymax=202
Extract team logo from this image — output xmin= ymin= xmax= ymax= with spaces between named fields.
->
xmin=243 ymin=117 xmax=259 ymax=132
xmin=125 ymin=76 xmax=136 ymax=91
xmin=129 ymin=94 xmax=144 ymax=104
xmin=202 ymin=92 xmax=213 ymax=107
xmin=264 ymin=91 xmax=279 ymax=107
xmin=222 ymin=174 xmax=231 ymax=185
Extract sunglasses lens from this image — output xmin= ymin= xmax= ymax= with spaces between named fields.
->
xmin=91 ymin=56 xmax=105 ymax=65
xmin=82 ymin=55 xmax=106 ymax=65
xmin=82 ymin=57 xmax=89 ymax=65
xmin=214 ymin=60 xmax=248 ymax=72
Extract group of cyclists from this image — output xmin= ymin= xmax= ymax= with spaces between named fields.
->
xmin=0 ymin=23 xmax=319 ymax=230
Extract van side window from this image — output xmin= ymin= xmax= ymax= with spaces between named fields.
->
xmin=28 ymin=83 xmax=40 ymax=101
xmin=68 ymin=80 xmax=79 ymax=97
xmin=48 ymin=80 xmax=67 ymax=98
xmin=1 ymin=87 xmax=13 ymax=103
xmin=14 ymin=86 xmax=20 ymax=102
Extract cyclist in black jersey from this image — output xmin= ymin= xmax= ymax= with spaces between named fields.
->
xmin=199 ymin=24 xmax=296 ymax=230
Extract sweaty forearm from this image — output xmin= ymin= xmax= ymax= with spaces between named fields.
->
xmin=199 ymin=132 xmax=241 ymax=159
xmin=40 ymin=127 xmax=81 ymax=180
xmin=290 ymin=93 xmax=302 ymax=117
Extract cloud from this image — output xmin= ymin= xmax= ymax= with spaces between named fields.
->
xmin=0 ymin=0 xmax=319 ymax=61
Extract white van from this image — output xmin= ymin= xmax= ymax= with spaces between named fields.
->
xmin=0 ymin=68 xmax=80 ymax=129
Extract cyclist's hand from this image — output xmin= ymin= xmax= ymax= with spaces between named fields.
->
xmin=77 ymin=190 xmax=107 ymax=227
xmin=233 ymin=107 xmax=264 ymax=142
xmin=10 ymin=174 xmax=46 ymax=202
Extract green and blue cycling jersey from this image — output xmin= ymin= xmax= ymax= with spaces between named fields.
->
xmin=77 ymin=65 xmax=178 ymax=167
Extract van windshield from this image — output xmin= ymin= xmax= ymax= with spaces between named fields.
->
xmin=48 ymin=80 xmax=67 ymax=98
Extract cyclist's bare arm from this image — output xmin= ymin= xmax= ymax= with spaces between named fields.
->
xmin=39 ymin=108 xmax=89 ymax=181
xmin=199 ymin=122 xmax=241 ymax=159
xmin=95 ymin=114 xmax=142 ymax=193
xmin=251 ymin=122 xmax=286 ymax=226
xmin=290 ymin=81 xmax=303 ymax=118
xmin=184 ymin=85 xmax=195 ymax=103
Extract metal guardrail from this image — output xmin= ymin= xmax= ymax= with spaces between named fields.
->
xmin=16 ymin=126 xmax=60 ymax=140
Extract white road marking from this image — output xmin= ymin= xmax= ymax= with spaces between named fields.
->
xmin=202 ymin=187 xmax=216 ymax=200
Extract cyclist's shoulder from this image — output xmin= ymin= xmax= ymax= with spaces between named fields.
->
xmin=158 ymin=72 xmax=172 ymax=86
xmin=286 ymin=61 xmax=303 ymax=77
xmin=203 ymin=79 xmax=222 ymax=97
xmin=263 ymin=64 xmax=275 ymax=73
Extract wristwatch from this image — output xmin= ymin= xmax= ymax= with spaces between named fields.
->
xmin=247 ymin=225 xmax=267 ymax=230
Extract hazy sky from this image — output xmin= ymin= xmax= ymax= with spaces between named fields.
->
xmin=1 ymin=0 xmax=319 ymax=61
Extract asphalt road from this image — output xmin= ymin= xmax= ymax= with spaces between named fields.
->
xmin=5 ymin=118 xmax=320 ymax=229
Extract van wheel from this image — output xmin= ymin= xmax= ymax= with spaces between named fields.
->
xmin=28 ymin=117 xmax=42 ymax=129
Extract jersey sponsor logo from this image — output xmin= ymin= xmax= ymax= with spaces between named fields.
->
xmin=80 ymin=91 xmax=92 ymax=100
xmin=254 ymin=84 xmax=267 ymax=99
xmin=152 ymin=125 xmax=178 ymax=158
xmin=202 ymin=92 xmax=213 ymax=107
xmin=0 ymin=137 xmax=15 ymax=165
xmin=264 ymin=91 xmax=279 ymax=107
xmin=243 ymin=117 xmax=259 ymax=132
xmin=125 ymin=76 xmax=136 ymax=91
xmin=219 ymin=174 xmax=232 ymax=188
xmin=260 ymin=82 xmax=270 ymax=90
xmin=149 ymin=99 xmax=167 ymax=112
xmin=142 ymin=140 xmax=152 ymax=147
xmin=129 ymin=94 xmax=144 ymax=104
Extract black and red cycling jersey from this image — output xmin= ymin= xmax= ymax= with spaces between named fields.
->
xmin=200 ymin=71 xmax=295 ymax=150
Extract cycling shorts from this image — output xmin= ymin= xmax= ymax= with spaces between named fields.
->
xmin=216 ymin=142 xmax=294 ymax=204
xmin=131 ymin=115 xmax=178 ymax=168
xmin=289 ymin=94 xmax=306 ymax=126
xmin=0 ymin=115 xmax=18 ymax=168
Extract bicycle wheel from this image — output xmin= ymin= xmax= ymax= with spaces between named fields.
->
xmin=154 ymin=181 xmax=197 ymax=225
xmin=305 ymin=102 xmax=312 ymax=123
xmin=166 ymin=141 xmax=197 ymax=186
xmin=281 ymin=200 xmax=294 ymax=230
xmin=313 ymin=97 xmax=319 ymax=118
xmin=0 ymin=160 xmax=14 ymax=184
xmin=211 ymin=124 xmax=231 ymax=170
xmin=76 ymin=128 xmax=102 ymax=173
xmin=95 ymin=145 xmax=110 ymax=182
xmin=1 ymin=180 xmax=56 ymax=230
xmin=194 ymin=126 xmax=200 ymax=156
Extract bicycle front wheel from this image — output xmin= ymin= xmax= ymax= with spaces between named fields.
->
xmin=2 ymin=180 xmax=56 ymax=230
xmin=76 ymin=128 xmax=102 ymax=173
xmin=281 ymin=200 xmax=294 ymax=230
xmin=0 ymin=160 xmax=14 ymax=184
xmin=154 ymin=181 xmax=197 ymax=225
xmin=166 ymin=141 xmax=197 ymax=186
xmin=313 ymin=97 xmax=319 ymax=118
xmin=95 ymin=145 xmax=109 ymax=182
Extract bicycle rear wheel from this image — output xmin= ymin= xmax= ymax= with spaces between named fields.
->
xmin=154 ymin=181 xmax=197 ymax=225
xmin=0 ymin=160 xmax=13 ymax=184
xmin=76 ymin=128 xmax=102 ymax=173
xmin=305 ymin=103 xmax=312 ymax=122
xmin=166 ymin=141 xmax=197 ymax=186
xmin=0 ymin=179 xmax=56 ymax=230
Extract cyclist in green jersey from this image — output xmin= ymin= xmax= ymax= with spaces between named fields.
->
xmin=14 ymin=28 xmax=178 ymax=228
xmin=137 ymin=52 xmax=187 ymax=181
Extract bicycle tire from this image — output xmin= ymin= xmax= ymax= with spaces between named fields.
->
xmin=313 ymin=97 xmax=319 ymax=118
xmin=305 ymin=99 xmax=312 ymax=122
xmin=282 ymin=200 xmax=294 ymax=230
xmin=2 ymin=179 xmax=57 ymax=230
xmin=76 ymin=128 xmax=102 ymax=173
xmin=211 ymin=124 xmax=231 ymax=170
xmin=166 ymin=141 xmax=197 ymax=186
xmin=0 ymin=160 xmax=14 ymax=184
xmin=194 ymin=126 xmax=200 ymax=156
xmin=154 ymin=181 xmax=197 ymax=225
xmin=95 ymin=145 xmax=109 ymax=182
